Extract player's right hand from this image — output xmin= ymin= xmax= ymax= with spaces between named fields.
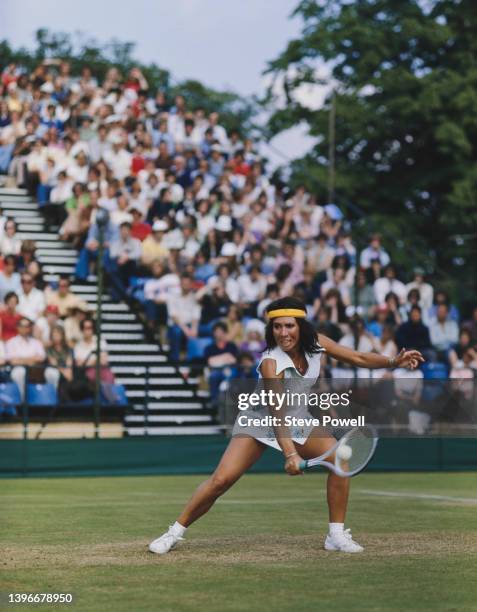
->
xmin=284 ymin=454 xmax=304 ymax=476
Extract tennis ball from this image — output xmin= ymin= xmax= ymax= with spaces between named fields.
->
xmin=337 ymin=444 xmax=352 ymax=461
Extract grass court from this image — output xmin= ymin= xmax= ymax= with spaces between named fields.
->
xmin=2 ymin=472 xmax=477 ymax=611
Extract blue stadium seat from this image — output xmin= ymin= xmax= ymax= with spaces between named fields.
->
xmin=101 ymin=384 xmax=128 ymax=406
xmin=26 ymin=384 xmax=58 ymax=406
xmin=421 ymin=362 xmax=448 ymax=379
xmin=0 ymin=382 xmax=21 ymax=416
xmin=187 ymin=337 xmax=213 ymax=361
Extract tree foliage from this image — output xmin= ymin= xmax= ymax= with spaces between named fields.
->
xmin=265 ymin=0 xmax=477 ymax=297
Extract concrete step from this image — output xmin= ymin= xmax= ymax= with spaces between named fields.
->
xmin=126 ymin=389 xmax=194 ymax=398
xmin=126 ymin=426 xmax=222 ymax=436
xmin=108 ymin=354 xmax=166 ymax=363
xmin=112 ymin=365 xmax=176 ymax=375
xmin=115 ymin=377 xmax=185 ymax=386
xmin=125 ymin=415 xmax=213 ymax=424
xmin=132 ymin=401 xmax=203 ymax=410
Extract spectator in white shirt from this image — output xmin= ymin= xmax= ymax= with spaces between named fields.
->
xmin=406 ymin=267 xmax=434 ymax=312
xmin=429 ymin=304 xmax=459 ymax=356
xmin=0 ymin=255 xmax=21 ymax=301
xmin=18 ymin=272 xmax=46 ymax=322
xmin=360 ymin=234 xmax=390 ymax=269
xmin=166 ymin=274 xmax=200 ymax=361
xmin=237 ymin=265 xmax=267 ymax=315
xmin=374 ymin=265 xmax=407 ymax=305
xmin=103 ymin=139 xmax=132 ymax=182
xmin=108 ymin=222 xmax=141 ymax=297
xmin=6 ymin=317 xmax=46 ymax=400
xmin=0 ymin=219 xmax=22 ymax=256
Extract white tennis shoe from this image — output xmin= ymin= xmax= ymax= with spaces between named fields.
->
xmin=324 ymin=528 xmax=364 ymax=553
xmin=149 ymin=526 xmax=184 ymax=555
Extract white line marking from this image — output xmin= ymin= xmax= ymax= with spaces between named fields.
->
xmin=358 ymin=490 xmax=477 ymax=505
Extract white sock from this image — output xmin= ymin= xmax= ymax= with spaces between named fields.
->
xmin=170 ymin=521 xmax=187 ymax=537
xmin=329 ymin=522 xmax=344 ymax=537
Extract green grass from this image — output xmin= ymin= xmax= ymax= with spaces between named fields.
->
xmin=2 ymin=472 xmax=477 ymax=612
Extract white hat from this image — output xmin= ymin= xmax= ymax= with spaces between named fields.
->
xmin=152 ymin=220 xmax=168 ymax=232
xmin=245 ymin=319 xmax=265 ymax=336
xmin=105 ymin=114 xmax=122 ymax=124
xmin=40 ymin=82 xmax=54 ymax=93
xmin=215 ymin=215 xmax=232 ymax=232
xmin=220 ymin=242 xmax=238 ymax=257
xmin=164 ymin=229 xmax=184 ymax=250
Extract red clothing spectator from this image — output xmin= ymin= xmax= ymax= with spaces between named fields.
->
xmin=131 ymin=221 xmax=152 ymax=242
xmin=131 ymin=154 xmax=146 ymax=175
xmin=0 ymin=310 xmax=22 ymax=341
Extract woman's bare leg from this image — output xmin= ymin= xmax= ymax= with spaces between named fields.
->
xmin=177 ymin=436 xmax=266 ymax=527
xmin=295 ymin=429 xmax=350 ymax=523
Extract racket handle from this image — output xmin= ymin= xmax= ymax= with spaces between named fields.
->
xmin=299 ymin=460 xmax=307 ymax=470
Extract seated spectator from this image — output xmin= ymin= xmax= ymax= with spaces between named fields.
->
xmin=60 ymin=182 xmax=90 ymax=243
xmin=129 ymin=206 xmax=152 ymax=242
xmin=427 ymin=290 xmax=459 ymax=323
xmin=141 ymin=220 xmax=170 ymax=268
xmin=34 ymin=304 xmax=61 ymax=347
xmin=367 ymin=305 xmax=390 ymax=339
xmin=235 ymin=351 xmax=259 ymax=379
xmin=393 ymin=367 xmax=426 ymax=434
xmin=16 ymin=240 xmax=39 ymax=274
xmin=0 ymin=291 xmax=22 ymax=341
xmin=384 ymin=291 xmax=405 ymax=327
xmin=6 ymin=317 xmax=46 ymax=400
xmin=18 ymin=272 xmax=46 ymax=321
xmin=448 ymin=330 xmax=477 ymax=370
xmin=350 ymin=269 xmax=376 ymax=320
xmin=315 ymin=306 xmax=342 ymax=343
xmin=0 ymin=219 xmax=21 ymax=256
xmin=46 ymin=275 xmax=88 ymax=318
xmin=73 ymin=317 xmax=109 ymax=370
xmin=323 ymin=288 xmax=349 ymax=330
xmin=107 ymin=221 xmax=141 ymax=297
xmin=75 ymin=212 xmax=119 ymax=281
xmin=240 ymin=320 xmax=266 ymax=362
xmin=45 ymin=325 xmax=74 ymax=392
xmin=225 ymin=304 xmax=244 ymax=344
xmin=320 ymin=267 xmax=351 ymax=306
xmin=360 ymin=234 xmax=390 ymax=269
xmin=237 ymin=265 xmax=267 ymax=316
xmin=395 ymin=306 xmax=434 ymax=360
xmin=372 ymin=323 xmax=397 ymax=359
xmin=204 ymin=322 xmax=239 ymax=406
xmin=429 ymin=303 xmax=459 ymax=359
xmin=0 ymin=254 xmax=21 ymax=301
xmin=374 ymin=264 xmax=407 ymax=305
xmin=462 ymin=306 xmax=477 ymax=345
xmin=166 ymin=274 xmax=200 ymax=361
xmin=336 ymin=316 xmax=374 ymax=376
xmin=143 ymin=260 xmax=181 ymax=334
xmin=406 ymin=267 xmax=434 ymax=312
xmin=64 ymin=303 xmax=90 ymax=347
xmin=199 ymin=281 xmax=232 ymax=330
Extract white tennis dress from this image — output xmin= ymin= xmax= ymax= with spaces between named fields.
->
xmin=232 ymin=345 xmax=325 ymax=450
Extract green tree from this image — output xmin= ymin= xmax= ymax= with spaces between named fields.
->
xmin=264 ymin=0 xmax=477 ymax=298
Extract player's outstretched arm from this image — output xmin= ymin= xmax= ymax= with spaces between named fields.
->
xmin=317 ymin=334 xmax=425 ymax=370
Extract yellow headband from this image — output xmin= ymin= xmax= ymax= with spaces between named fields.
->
xmin=267 ymin=308 xmax=307 ymax=319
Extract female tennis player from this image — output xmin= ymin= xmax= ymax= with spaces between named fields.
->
xmin=149 ymin=297 xmax=424 ymax=554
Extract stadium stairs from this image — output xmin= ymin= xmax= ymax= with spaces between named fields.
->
xmin=0 ymin=185 xmax=221 ymax=436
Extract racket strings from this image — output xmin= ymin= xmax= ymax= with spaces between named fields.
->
xmin=336 ymin=427 xmax=376 ymax=474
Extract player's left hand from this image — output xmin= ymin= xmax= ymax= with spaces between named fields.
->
xmin=394 ymin=348 xmax=425 ymax=370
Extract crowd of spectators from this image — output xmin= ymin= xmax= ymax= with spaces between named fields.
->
xmin=1 ymin=59 xmax=477 ymax=410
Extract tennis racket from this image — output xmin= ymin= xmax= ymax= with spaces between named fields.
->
xmin=299 ymin=425 xmax=378 ymax=477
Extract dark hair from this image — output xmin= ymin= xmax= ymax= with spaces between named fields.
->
xmin=4 ymin=291 xmax=18 ymax=304
xmin=212 ymin=321 xmax=228 ymax=334
xmin=410 ymin=305 xmax=422 ymax=314
xmin=80 ymin=317 xmax=95 ymax=331
xmin=264 ymin=297 xmax=322 ymax=355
